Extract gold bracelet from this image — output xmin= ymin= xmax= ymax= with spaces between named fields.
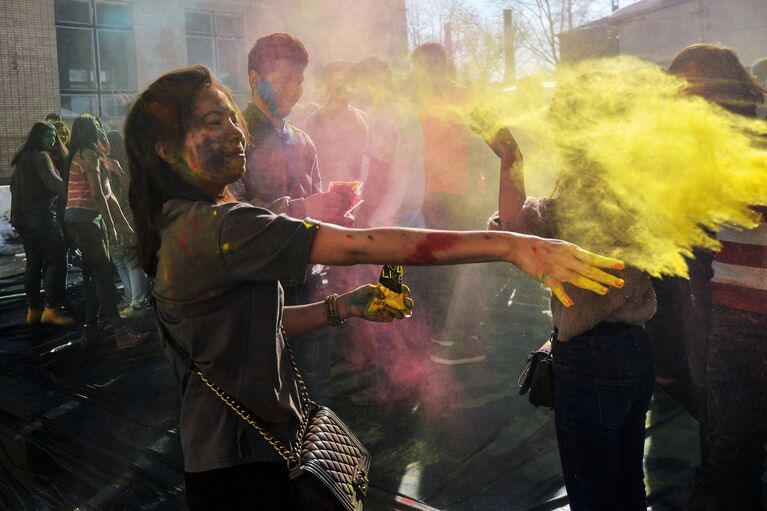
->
xmin=325 ymin=294 xmax=345 ymax=327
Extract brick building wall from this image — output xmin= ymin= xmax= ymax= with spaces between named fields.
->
xmin=0 ymin=0 xmax=60 ymax=182
xmin=0 ymin=0 xmax=407 ymax=181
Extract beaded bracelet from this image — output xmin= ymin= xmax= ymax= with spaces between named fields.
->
xmin=325 ymin=294 xmax=345 ymax=327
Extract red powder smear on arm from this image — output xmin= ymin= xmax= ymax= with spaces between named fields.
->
xmin=404 ymin=233 xmax=459 ymax=264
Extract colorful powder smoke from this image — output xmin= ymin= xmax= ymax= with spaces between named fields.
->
xmin=441 ymin=56 xmax=767 ymax=277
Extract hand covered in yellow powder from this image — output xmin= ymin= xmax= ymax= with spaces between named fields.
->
xmin=340 ymin=284 xmax=414 ymax=323
xmin=469 ymin=109 xmax=522 ymax=165
xmin=508 ymin=234 xmax=626 ymax=307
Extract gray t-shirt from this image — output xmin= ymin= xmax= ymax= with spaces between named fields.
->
xmin=154 ymin=199 xmax=318 ymax=472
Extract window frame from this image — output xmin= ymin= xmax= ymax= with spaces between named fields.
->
xmin=185 ymin=9 xmax=247 ymax=96
xmin=55 ymin=0 xmax=136 ymax=124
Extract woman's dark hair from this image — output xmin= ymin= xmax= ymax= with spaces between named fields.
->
xmin=68 ymin=114 xmax=102 ymax=160
xmin=125 ymin=64 xmax=244 ymax=276
xmin=10 ymin=122 xmax=62 ymax=166
xmin=669 ymin=43 xmax=767 ymax=116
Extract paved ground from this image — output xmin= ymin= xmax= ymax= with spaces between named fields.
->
xmin=0 ymin=245 xmax=707 ymax=510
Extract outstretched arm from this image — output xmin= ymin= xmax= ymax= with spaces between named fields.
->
xmin=309 ymin=225 xmax=624 ymax=308
xmin=306 ymin=113 xmax=624 ymax=307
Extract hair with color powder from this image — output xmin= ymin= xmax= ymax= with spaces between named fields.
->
xmin=124 ymin=65 xmax=245 ymax=276
xmin=10 ymin=122 xmax=63 ymax=166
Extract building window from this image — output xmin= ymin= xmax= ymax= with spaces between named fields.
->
xmin=186 ymin=10 xmax=248 ymax=105
xmin=55 ymin=0 xmax=136 ymax=125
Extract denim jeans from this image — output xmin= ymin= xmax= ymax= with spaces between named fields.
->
xmin=707 ymin=305 xmax=767 ymax=511
xmin=553 ymin=325 xmax=655 ymax=511
xmin=66 ymin=217 xmax=120 ymax=325
xmin=112 ymin=253 xmax=148 ymax=307
xmin=16 ymin=215 xmax=67 ymax=309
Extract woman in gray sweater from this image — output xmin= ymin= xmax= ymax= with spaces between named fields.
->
xmin=487 ymin=123 xmax=656 ymax=511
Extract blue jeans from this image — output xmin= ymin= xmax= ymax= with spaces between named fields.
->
xmin=66 ymin=217 xmax=120 ymax=325
xmin=707 ymin=306 xmax=767 ymax=511
xmin=112 ymin=252 xmax=148 ymax=307
xmin=553 ymin=325 xmax=655 ymax=511
xmin=16 ymin=215 xmax=67 ymax=309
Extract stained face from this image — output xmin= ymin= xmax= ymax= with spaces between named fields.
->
xmin=54 ymin=124 xmax=70 ymax=145
xmin=42 ymin=126 xmax=57 ymax=150
xmin=179 ymin=86 xmax=246 ymax=189
xmin=264 ymin=59 xmax=306 ymax=117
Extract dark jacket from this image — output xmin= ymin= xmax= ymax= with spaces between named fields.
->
xmin=10 ymin=151 xmax=65 ymax=227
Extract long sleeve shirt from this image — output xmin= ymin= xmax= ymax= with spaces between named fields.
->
xmin=229 ymin=104 xmax=322 ymax=217
xmin=10 ymin=151 xmax=65 ymax=227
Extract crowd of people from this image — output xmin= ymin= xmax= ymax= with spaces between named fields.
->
xmin=10 ymin=111 xmax=149 ymax=348
xmin=8 ymin=30 xmax=767 ymax=511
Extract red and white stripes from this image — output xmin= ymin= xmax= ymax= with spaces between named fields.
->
xmin=712 ymin=206 xmax=767 ymax=314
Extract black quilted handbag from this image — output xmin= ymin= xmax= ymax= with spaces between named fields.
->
xmin=289 ymin=407 xmax=371 ymax=511
xmin=517 ymin=331 xmax=555 ymax=408
xmin=160 ymin=323 xmax=370 ymax=511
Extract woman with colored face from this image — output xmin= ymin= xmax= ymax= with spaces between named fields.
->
xmin=10 ymin=122 xmax=74 ymax=326
xmin=64 ymin=114 xmax=147 ymax=349
xmin=126 ymin=65 xmax=625 ymax=510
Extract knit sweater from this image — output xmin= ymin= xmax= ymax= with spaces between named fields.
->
xmin=489 ymin=197 xmax=657 ymax=341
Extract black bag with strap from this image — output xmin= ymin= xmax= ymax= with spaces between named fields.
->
xmin=158 ymin=321 xmax=371 ymax=511
xmin=517 ymin=330 xmax=556 ymax=408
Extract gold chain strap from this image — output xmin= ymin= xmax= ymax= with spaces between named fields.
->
xmin=282 ymin=326 xmax=317 ymax=411
xmin=195 ymin=369 xmax=298 ymax=464
xmin=193 ymin=325 xmax=316 ymax=467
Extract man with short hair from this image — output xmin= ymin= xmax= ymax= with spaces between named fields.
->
xmin=232 ymin=34 xmax=351 ymax=394
xmin=231 ymin=33 xmax=348 ymax=225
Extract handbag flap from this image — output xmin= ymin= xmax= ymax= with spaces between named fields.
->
xmin=296 ymin=406 xmax=371 ymax=511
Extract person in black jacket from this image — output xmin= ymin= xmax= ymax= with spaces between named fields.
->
xmin=10 ymin=122 xmax=75 ymax=326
